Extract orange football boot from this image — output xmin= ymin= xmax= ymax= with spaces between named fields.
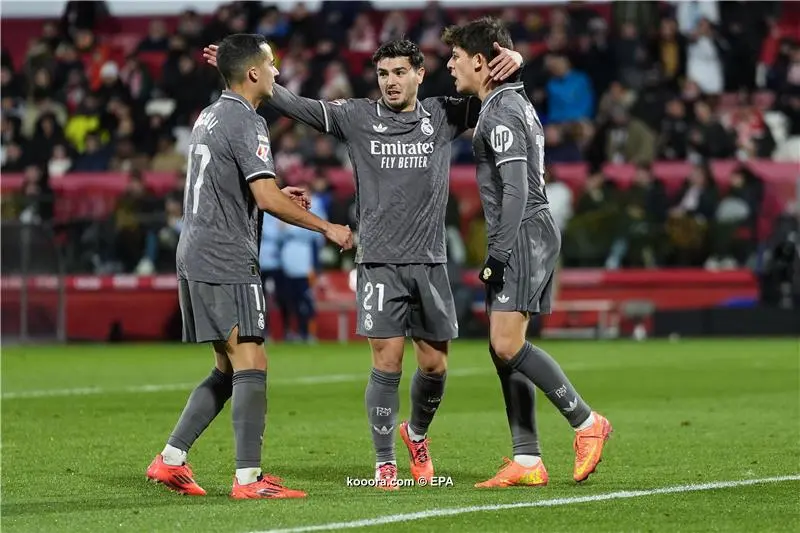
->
xmin=146 ymin=454 xmax=206 ymax=496
xmin=475 ymin=457 xmax=549 ymax=488
xmin=375 ymin=462 xmax=399 ymax=491
xmin=230 ymin=475 xmax=307 ymax=499
xmin=573 ymin=412 xmax=613 ymax=482
xmin=399 ymin=421 xmax=434 ymax=484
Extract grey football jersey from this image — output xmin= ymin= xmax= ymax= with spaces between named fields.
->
xmin=176 ymin=91 xmax=276 ymax=284
xmin=473 ymin=82 xmax=548 ymax=260
xmin=269 ymin=85 xmax=478 ymax=264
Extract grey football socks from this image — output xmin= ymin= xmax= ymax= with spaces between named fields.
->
xmin=490 ymin=347 xmax=541 ymax=456
xmin=409 ymin=368 xmax=446 ymax=439
xmin=167 ymin=368 xmax=233 ymax=453
xmin=507 ymin=342 xmax=592 ymax=428
xmin=231 ymin=369 xmax=267 ymax=469
xmin=365 ymin=368 xmax=401 ymax=464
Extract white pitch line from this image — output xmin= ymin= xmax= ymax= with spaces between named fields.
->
xmin=254 ymin=475 xmax=800 ymax=533
xmin=0 ymin=367 xmax=487 ymax=400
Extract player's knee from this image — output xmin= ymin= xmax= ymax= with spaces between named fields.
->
xmin=490 ymin=337 xmax=523 ymax=361
xmin=370 ymin=338 xmax=404 ymax=373
xmin=228 ymin=341 xmax=267 ymax=371
xmin=417 ymin=356 xmax=447 ymax=375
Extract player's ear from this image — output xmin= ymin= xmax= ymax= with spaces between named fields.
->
xmin=248 ymin=66 xmax=258 ymax=84
xmin=416 ymin=66 xmax=425 ymax=85
xmin=472 ymin=53 xmax=483 ymax=72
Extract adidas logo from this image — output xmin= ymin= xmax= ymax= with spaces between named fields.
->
xmin=373 ymin=123 xmax=388 ymax=133
xmin=563 ymin=398 xmax=578 ymax=413
xmin=497 ymin=294 xmax=509 ymax=303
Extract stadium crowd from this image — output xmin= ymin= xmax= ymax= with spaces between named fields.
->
xmin=1 ymin=1 xmax=799 ymax=278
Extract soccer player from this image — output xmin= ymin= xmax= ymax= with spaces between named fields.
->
xmin=146 ymin=34 xmax=353 ymax=499
xmin=204 ymin=38 xmax=522 ymax=488
xmin=443 ymin=18 xmax=613 ymax=486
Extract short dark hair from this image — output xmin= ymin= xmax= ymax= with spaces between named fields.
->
xmin=442 ymin=17 xmax=512 ymax=62
xmin=371 ymin=39 xmax=424 ymax=70
xmin=216 ymin=33 xmax=270 ymax=86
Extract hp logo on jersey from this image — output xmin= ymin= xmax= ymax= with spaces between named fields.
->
xmin=490 ymin=125 xmax=514 ymax=153
xmin=420 ymin=117 xmax=434 ymax=136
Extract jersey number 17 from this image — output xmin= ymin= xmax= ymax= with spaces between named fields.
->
xmin=184 ymin=143 xmax=211 ymax=215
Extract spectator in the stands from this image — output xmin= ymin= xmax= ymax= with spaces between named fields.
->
xmin=119 ymin=55 xmax=154 ymax=106
xmin=319 ymin=61 xmax=353 ymax=101
xmin=651 ymin=17 xmax=686 ymax=91
xmin=112 ymin=169 xmax=160 ymax=274
xmin=708 ymin=165 xmax=763 ymax=269
xmin=274 ymin=131 xmax=304 ymax=174
xmin=176 ymin=9 xmax=203 ymax=47
xmin=137 ymin=20 xmax=170 ymax=53
xmin=29 ymin=112 xmax=66 ymax=165
xmin=110 ymin=137 xmax=149 ymax=172
xmin=17 ymin=164 xmax=54 ymax=224
xmin=311 ymin=136 xmax=343 ymax=169
xmin=348 ymin=12 xmax=377 ymax=52
xmin=596 ymin=81 xmax=637 ymax=124
xmin=72 ymin=131 xmax=112 ymax=171
xmin=163 ymin=53 xmax=214 ymax=125
xmin=686 ymin=18 xmax=726 ymax=97
xmin=544 ymin=124 xmax=582 ymax=164
xmin=352 ymin=59 xmax=379 ymax=99
xmin=613 ymin=22 xmax=648 ymax=90
xmin=2 ymin=143 xmax=26 ymax=172
xmin=48 ymin=143 xmax=73 ymax=178
xmin=726 ymin=91 xmax=775 ymax=159
xmin=1 ymin=64 xmax=23 ymax=100
xmin=53 ymin=42 xmax=83 ymax=89
xmin=563 ymin=171 xmax=620 ymax=266
xmin=380 ymin=10 xmax=408 ymax=44
xmin=419 ymin=53 xmax=453 ymax=100
xmin=150 ymin=134 xmax=184 ymax=173
xmin=96 ymin=61 xmax=132 ymax=107
xmin=604 ymin=105 xmax=656 ymax=164
xmin=280 ymin=192 xmax=326 ymax=343
xmin=666 ymin=162 xmax=719 ymax=266
xmin=23 ymin=68 xmax=68 ymax=138
xmin=546 ymin=54 xmax=594 ymax=124
xmin=687 ymin=100 xmax=735 ymax=160
xmin=156 ymin=192 xmax=183 ymax=271
xmin=658 ymin=97 xmax=690 ymax=160
xmin=607 ymin=163 xmax=668 ymax=268
xmin=255 ymin=7 xmax=291 ymax=47
xmin=544 ymin=168 xmax=573 ymax=233
xmin=65 ymin=93 xmax=104 ymax=152
xmin=411 ymin=2 xmax=451 ymax=49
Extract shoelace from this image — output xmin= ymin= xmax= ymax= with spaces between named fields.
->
xmin=412 ymin=440 xmax=430 ymax=464
xmin=378 ymin=463 xmax=397 ymax=480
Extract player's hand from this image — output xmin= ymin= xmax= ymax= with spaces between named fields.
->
xmin=282 ymin=186 xmax=310 ymax=210
xmin=325 ymin=223 xmax=354 ymax=251
xmin=478 ymin=255 xmax=505 ymax=287
xmin=488 ymin=42 xmax=523 ymax=81
xmin=203 ymin=44 xmax=219 ymax=68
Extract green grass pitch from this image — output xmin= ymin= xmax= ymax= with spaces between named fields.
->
xmin=1 ymin=338 xmax=798 ymax=532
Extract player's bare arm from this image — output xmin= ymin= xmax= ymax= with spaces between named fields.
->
xmin=281 ymin=185 xmax=311 ymax=210
xmin=250 ymin=178 xmax=352 ymax=249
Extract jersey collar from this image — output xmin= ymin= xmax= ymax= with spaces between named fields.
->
xmin=376 ymin=98 xmax=431 ymax=123
xmin=479 ymin=82 xmax=525 ymax=115
xmin=220 ymin=90 xmax=257 ymax=113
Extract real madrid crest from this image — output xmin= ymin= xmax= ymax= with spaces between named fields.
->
xmin=421 ymin=117 xmax=434 ymax=136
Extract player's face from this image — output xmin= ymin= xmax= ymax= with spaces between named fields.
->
xmin=256 ymin=43 xmax=280 ymax=98
xmin=446 ymin=46 xmax=477 ymax=95
xmin=376 ymin=57 xmax=423 ymax=112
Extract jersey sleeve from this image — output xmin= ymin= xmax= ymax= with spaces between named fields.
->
xmin=229 ymin=114 xmax=276 ymax=182
xmin=480 ymin=105 xmax=529 ymax=167
xmin=268 ymin=84 xmax=354 ymax=141
xmin=426 ymin=96 xmax=480 ymax=139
